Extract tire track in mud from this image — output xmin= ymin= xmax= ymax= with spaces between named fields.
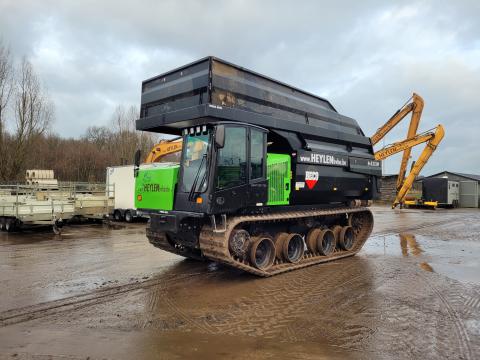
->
xmin=2 ymin=211 xmax=476 ymax=351
xmin=0 ymin=259 xmax=365 ymax=333
xmin=0 ymin=271 xmax=209 ymax=327
xmin=371 ymin=218 xmax=461 ymax=238
xmin=154 ymin=259 xmax=378 ymax=346
xmin=363 ymin=260 xmax=478 ymax=359
xmin=373 ymin=269 xmax=445 ymax=358
xmin=169 ymin=264 xmax=360 ymax=337
xmin=0 ymin=220 xmax=447 ymax=331
xmin=156 ymin=287 xmax=217 ymax=335
xmin=373 ymin=212 xmax=478 ymax=359
xmin=463 ymin=293 xmax=480 ymax=316
xmin=142 ymin=212 xmax=430 ymax=341
xmin=418 ymin=272 xmax=475 ymax=360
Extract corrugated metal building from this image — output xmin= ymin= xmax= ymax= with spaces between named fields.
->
xmin=421 ymin=171 xmax=480 ymax=208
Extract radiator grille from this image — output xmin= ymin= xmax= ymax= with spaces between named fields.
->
xmin=267 ymin=154 xmax=291 ymax=205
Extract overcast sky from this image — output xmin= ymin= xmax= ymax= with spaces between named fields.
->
xmin=0 ymin=0 xmax=479 ymax=175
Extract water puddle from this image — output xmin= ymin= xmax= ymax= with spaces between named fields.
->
xmin=399 ymin=233 xmax=424 ymax=257
xmin=363 ymin=232 xmax=480 ymax=284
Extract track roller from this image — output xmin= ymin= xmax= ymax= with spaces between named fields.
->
xmin=273 ymin=232 xmax=289 ymax=260
xmin=338 ymin=226 xmax=355 ymax=250
xmin=282 ymin=233 xmax=304 ymax=263
xmin=331 ymin=225 xmax=343 ymax=248
xmin=306 ymin=228 xmax=321 ymax=253
xmin=317 ymin=229 xmax=336 ymax=255
xmin=249 ymin=235 xmax=276 ymax=270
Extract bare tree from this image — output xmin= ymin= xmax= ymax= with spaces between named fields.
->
xmin=19 ymin=104 xmax=159 ymax=182
xmin=84 ymin=125 xmax=112 ymax=149
xmin=109 ymin=105 xmax=156 ymax=165
xmin=0 ymin=40 xmax=13 ymax=180
xmin=9 ymin=57 xmax=53 ymax=179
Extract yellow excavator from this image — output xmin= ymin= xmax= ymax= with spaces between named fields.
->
xmin=371 ymin=93 xmax=445 ymax=208
xmin=144 ymin=137 xmax=183 ymax=163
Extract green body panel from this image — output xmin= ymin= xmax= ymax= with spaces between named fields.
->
xmin=266 ymin=153 xmax=291 ymax=205
xmin=135 ymin=164 xmax=179 ymax=211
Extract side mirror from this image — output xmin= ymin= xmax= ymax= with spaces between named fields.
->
xmin=134 ymin=149 xmax=142 ymax=167
xmin=134 ymin=149 xmax=142 ymax=178
xmin=215 ymin=125 xmax=225 ymax=148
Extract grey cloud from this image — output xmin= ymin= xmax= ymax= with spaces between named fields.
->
xmin=0 ymin=0 xmax=479 ymax=174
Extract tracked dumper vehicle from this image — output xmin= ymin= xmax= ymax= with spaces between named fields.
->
xmin=135 ymin=57 xmax=381 ymax=276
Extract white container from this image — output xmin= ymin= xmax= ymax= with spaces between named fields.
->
xmin=106 ymin=165 xmax=136 ymax=211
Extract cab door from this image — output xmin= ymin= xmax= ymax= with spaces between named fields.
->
xmin=212 ymin=126 xmax=249 ymax=213
xmin=247 ymin=128 xmax=268 ymax=206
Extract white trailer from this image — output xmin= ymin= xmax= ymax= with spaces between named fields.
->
xmin=106 ymin=165 xmax=138 ymax=222
xmin=0 ymin=184 xmax=75 ymax=232
xmin=0 ymin=183 xmax=114 ymax=233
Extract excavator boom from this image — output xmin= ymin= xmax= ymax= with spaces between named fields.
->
xmin=371 ymin=93 xmax=423 ymax=145
xmin=374 ymin=130 xmax=435 ymax=161
xmin=392 ymin=125 xmax=444 ymax=207
xmin=371 ymin=93 xmax=445 ymax=208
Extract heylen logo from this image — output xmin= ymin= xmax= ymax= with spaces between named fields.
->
xmin=305 ymin=171 xmax=319 ymax=189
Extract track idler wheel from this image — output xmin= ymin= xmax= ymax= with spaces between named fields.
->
xmin=249 ymin=236 xmax=276 ymax=270
xmin=229 ymin=229 xmax=251 ymax=259
xmin=317 ymin=229 xmax=336 ymax=256
xmin=282 ymin=233 xmax=304 ymax=263
xmin=338 ymin=226 xmax=355 ymax=251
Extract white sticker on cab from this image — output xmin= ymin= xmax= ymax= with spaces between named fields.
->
xmin=295 ymin=181 xmax=305 ymax=190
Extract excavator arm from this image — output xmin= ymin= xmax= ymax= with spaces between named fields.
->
xmin=371 ymin=93 xmax=424 ymax=191
xmin=144 ymin=138 xmax=183 ymax=163
xmin=371 ymin=93 xmax=445 ymax=208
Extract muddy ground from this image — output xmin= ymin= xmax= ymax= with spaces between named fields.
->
xmin=0 ymin=206 xmax=479 ymax=359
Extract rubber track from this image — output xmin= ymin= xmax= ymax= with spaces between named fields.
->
xmin=198 ymin=207 xmax=373 ymax=277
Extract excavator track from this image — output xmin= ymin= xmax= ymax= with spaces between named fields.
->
xmin=147 ymin=206 xmax=373 ymax=277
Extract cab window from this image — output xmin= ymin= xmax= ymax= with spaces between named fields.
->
xmin=217 ymin=127 xmax=247 ymax=189
xmin=250 ymin=129 xmax=264 ymax=179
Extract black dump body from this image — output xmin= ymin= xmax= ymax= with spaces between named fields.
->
xmin=137 ymin=57 xmax=381 ymax=205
